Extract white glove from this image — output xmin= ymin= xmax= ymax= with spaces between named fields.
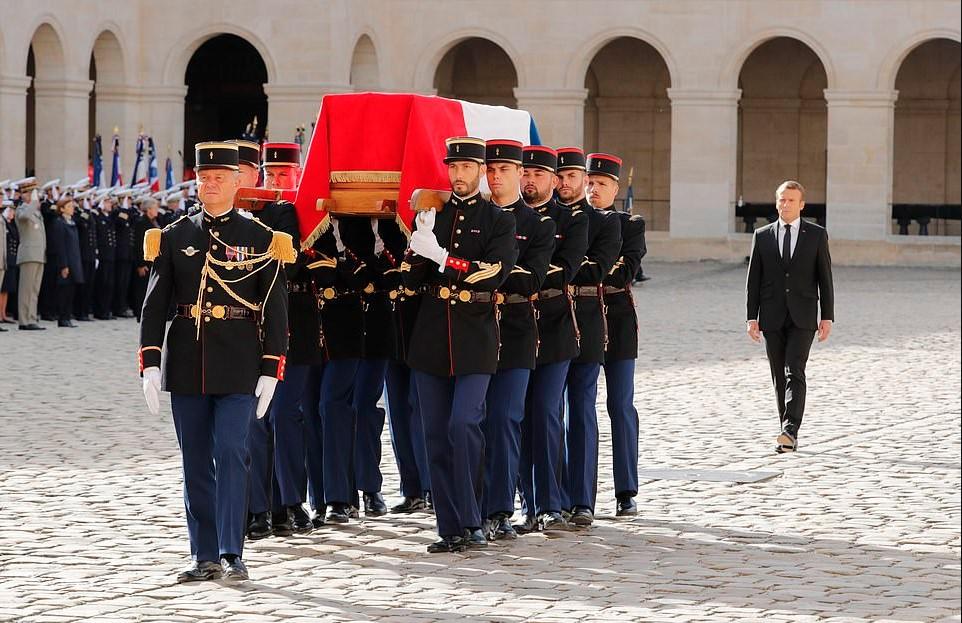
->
xmin=30 ymin=189 xmax=39 ymax=204
xmin=122 ymin=196 xmax=130 ymax=210
xmin=410 ymin=229 xmax=449 ymax=270
xmin=52 ymin=187 xmax=60 ymax=201
xmin=416 ymin=208 xmax=436 ymax=232
xmin=332 ymin=219 xmax=346 ymax=253
xmin=371 ymin=218 xmax=384 ymax=256
xmin=143 ymin=366 xmax=162 ymax=415
xmin=254 ymin=376 xmax=279 ymax=419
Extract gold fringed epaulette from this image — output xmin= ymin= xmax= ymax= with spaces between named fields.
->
xmin=268 ymin=231 xmax=297 ymax=264
xmin=143 ymin=228 xmax=162 ymax=262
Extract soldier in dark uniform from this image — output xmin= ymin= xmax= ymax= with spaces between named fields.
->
xmin=351 ymin=217 xmax=391 ymax=518
xmin=246 ymin=142 xmax=314 ymax=538
xmin=479 ymin=140 xmax=556 ymax=541
xmin=74 ymin=195 xmax=98 ymax=321
xmin=515 ymin=146 xmax=589 ymax=535
xmin=139 ymin=141 xmax=292 ymax=582
xmin=38 ymin=182 xmax=61 ymax=321
xmin=93 ymin=196 xmax=117 ymax=319
xmin=600 ymin=179 xmax=646 ymax=517
xmin=379 ymin=218 xmax=432 ymax=513
xmin=131 ymin=198 xmax=161 ymax=321
xmin=112 ymin=194 xmax=137 ymax=318
xmin=563 ymin=152 xmax=622 ymax=528
xmin=403 ymin=136 xmax=519 ymax=553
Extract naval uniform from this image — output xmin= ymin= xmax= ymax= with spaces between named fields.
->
xmin=113 ymin=203 xmax=137 ymax=316
xmin=74 ymin=204 xmax=98 ymax=320
xmin=404 ymin=189 xmax=519 ymax=538
xmin=602 ymin=210 xmax=646 ymax=502
xmin=483 ymin=195 xmax=554 ymax=521
xmin=93 ymin=208 xmax=117 ymax=319
xmin=139 ymin=207 xmax=289 ymax=563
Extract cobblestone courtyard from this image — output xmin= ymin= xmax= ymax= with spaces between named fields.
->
xmin=0 ymin=261 xmax=959 ymax=622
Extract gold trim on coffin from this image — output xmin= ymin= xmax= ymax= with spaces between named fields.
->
xmin=329 ymin=170 xmax=401 ymax=184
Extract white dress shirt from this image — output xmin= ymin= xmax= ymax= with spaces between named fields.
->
xmin=776 ymin=216 xmax=801 ymax=259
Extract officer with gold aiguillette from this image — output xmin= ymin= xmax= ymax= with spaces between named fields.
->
xmin=138 ymin=141 xmax=294 ymax=583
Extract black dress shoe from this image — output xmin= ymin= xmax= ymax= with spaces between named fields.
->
xmin=272 ymin=508 xmax=293 ymax=537
xmin=246 ymin=511 xmax=272 ymax=540
xmin=289 ymin=505 xmax=313 ymax=534
xmin=391 ymin=496 xmax=427 ymax=513
xmin=326 ymin=503 xmax=351 ymax=524
xmin=363 ymin=492 xmax=388 ymax=517
xmin=221 ymin=556 xmax=249 ymax=581
xmin=311 ymin=505 xmax=327 ymax=528
xmin=19 ymin=324 xmax=45 ymax=330
xmin=348 ymin=505 xmax=360 ymax=519
xmin=463 ymin=528 xmax=487 ymax=549
xmin=176 ymin=560 xmax=222 ymax=583
xmin=540 ymin=512 xmax=572 ymax=534
xmin=513 ymin=514 xmax=539 ymax=534
xmin=427 ymin=535 xmax=466 ymax=553
xmin=484 ymin=514 xmax=518 ymax=541
xmin=569 ymin=506 xmax=594 ymax=528
xmin=616 ymin=494 xmax=638 ymax=517
xmin=58 ymin=320 xmax=77 ymax=328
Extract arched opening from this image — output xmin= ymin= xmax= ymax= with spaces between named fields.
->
xmin=184 ymin=34 xmax=267 ymax=170
xmin=584 ymin=37 xmax=671 ymax=230
xmin=434 ymin=37 xmax=517 ymax=108
xmin=892 ymin=38 xmax=961 ymax=236
xmin=736 ymin=37 xmax=827 ymax=232
xmin=350 ymin=34 xmax=380 ymax=90
xmin=90 ymin=30 xmax=125 ymax=173
xmin=26 ymin=23 xmax=67 ymax=180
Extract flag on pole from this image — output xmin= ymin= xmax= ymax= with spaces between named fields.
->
xmin=91 ymin=135 xmax=104 ymax=187
xmin=147 ymin=137 xmax=160 ymax=191
xmin=110 ymin=130 xmax=123 ymax=187
xmin=625 ymin=166 xmax=634 ymax=214
xmin=165 ymin=156 xmax=174 ymax=190
xmin=130 ymin=133 xmax=145 ymax=188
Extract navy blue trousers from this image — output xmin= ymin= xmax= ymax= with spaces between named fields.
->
xmin=603 ymin=358 xmax=639 ymax=497
xmin=353 ymin=359 xmax=388 ymax=494
xmin=482 ymin=367 xmax=529 ymax=518
xmin=520 ymin=360 xmax=570 ymax=516
xmin=171 ymin=393 xmax=255 ymax=562
xmin=302 ymin=364 xmax=325 ymax=512
xmin=271 ymin=364 xmax=310 ymax=507
xmin=248 ymin=402 xmax=278 ymax=514
xmin=414 ymin=371 xmax=489 ymax=537
xmin=320 ymin=358 xmax=360 ymax=505
xmin=565 ymin=362 xmax=601 ymax=511
xmin=385 ymin=361 xmax=431 ymax=498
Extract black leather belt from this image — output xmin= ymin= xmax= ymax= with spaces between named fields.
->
xmin=603 ymin=286 xmax=631 ymax=296
xmin=538 ymin=288 xmax=567 ymax=300
xmin=288 ymin=282 xmax=313 ymax=294
xmin=317 ymin=287 xmax=358 ymax=301
xmin=389 ymin=287 xmax=420 ymax=300
xmin=424 ymin=285 xmax=495 ymax=303
xmin=176 ymin=303 xmax=257 ymax=321
xmin=500 ymin=293 xmax=537 ymax=305
xmin=569 ymin=285 xmax=602 ymax=298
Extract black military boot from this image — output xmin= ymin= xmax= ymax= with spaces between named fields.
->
xmin=246 ymin=512 xmax=272 ymax=540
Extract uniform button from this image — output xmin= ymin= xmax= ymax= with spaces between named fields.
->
xmin=785 ymin=272 xmax=789 ymax=277
xmin=459 ymin=216 xmax=465 ymax=221
xmin=453 ymin=243 xmax=459 ymax=248
xmin=450 ymin=300 xmax=456 ymax=306
xmin=212 ymin=244 xmax=218 ymax=250
xmin=206 ymin=287 xmax=213 ymax=293
xmin=785 ymin=288 xmax=790 ymax=293
xmin=204 ymin=316 xmax=211 ymax=323
xmin=456 ymin=229 xmax=462 ymax=234
xmin=205 ymin=301 xmax=212 ymax=307
xmin=451 ymin=285 xmax=458 ymax=290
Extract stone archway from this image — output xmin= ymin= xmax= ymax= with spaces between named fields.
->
xmin=434 ymin=37 xmax=517 ymax=108
xmin=26 ymin=23 xmax=67 ymax=179
xmin=350 ymin=34 xmax=380 ymax=91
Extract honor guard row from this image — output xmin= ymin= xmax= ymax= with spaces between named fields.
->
xmin=136 ymin=134 xmax=645 ymax=579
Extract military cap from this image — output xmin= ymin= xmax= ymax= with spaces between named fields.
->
xmin=586 ymin=152 xmax=622 ymax=181
xmin=41 ymin=179 xmax=61 ymax=191
xmin=556 ymin=148 xmax=587 ymax=172
xmin=14 ymin=177 xmax=38 ymax=192
xmin=485 ymin=139 xmax=523 ymax=165
xmin=261 ymin=142 xmax=301 ymax=167
xmin=228 ymin=139 xmax=261 ymax=167
xmin=194 ymin=141 xmax=239 ymax=171
xmin=522 ymin=145 xmax=558 ymax=172
xmin=443 ymin=137 xmax=486 ymax=164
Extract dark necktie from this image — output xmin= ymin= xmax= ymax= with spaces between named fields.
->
xmin=782 ymin=223 xmax=792 ymax=260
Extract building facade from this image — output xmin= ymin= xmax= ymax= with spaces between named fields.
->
xmin=1 ymin=0 xmax=959 ymax=263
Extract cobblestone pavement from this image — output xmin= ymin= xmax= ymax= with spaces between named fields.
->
xmin=0 ymin=261 xmax=959 ymax=623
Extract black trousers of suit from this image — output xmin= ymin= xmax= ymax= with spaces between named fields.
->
xmin=763 ymin=314 xmax=815 ymax=437
xmin=94 ymin=260 xmax=115 ymax=318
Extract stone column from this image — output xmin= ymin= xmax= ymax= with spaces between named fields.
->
xmin=32 ymin=79 xmax=93 ymax=182
xmin=138 ymin=86 xmax=188 ymax=184
xmin=513 ymin=88 xmax=588 ymax=147
xmin=666 ymin=89 xmax=741 ymax=238
xmin=824 ymin=89 xmax=899 ymax=240
xmin=265 ymin=83 xmax=353 ymax=148
xmin=0 ymin=75 xmax=31 ymax=180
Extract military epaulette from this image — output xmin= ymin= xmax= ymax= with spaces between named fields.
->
xmin=267 ymin=231 xmax=297 ymax=263
xmin=630 ymin=214 xmax=644 ymax=221
xmin=143 ymin=228 xmax=162 ymax=262
xmin=540 ymin=215 xmax=552 ymax=222
xmin=163 ymin=214 xmax=189 ymax=231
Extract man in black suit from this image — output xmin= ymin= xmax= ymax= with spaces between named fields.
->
xmin=746 ymin=180 xmax=834 ymax=454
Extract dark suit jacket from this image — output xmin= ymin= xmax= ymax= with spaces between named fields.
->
xmin=746 ymin=219 xmax=834 ymax=331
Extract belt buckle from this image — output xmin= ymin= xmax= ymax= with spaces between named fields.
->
xmin=389 ymin=290 xmax=399 ymax=300
xmin=323 ymin=287 xmax=336 ymax=300
xmin=403 ymin=288 xmax=417 ymax=297
xmin=458 ymin=290 xmax=472 ymax=303
xmin=495 ymin=293 xmax=505 ymax=305
xmin=189 ymin=304 xmax=200 ymax=319
xmin=364 ymin=283 xmax=375 ymax=295
xmin=211 ymin=305 xmax=226 ymax=320
xmin=438 ymin=286 xmax=451 ymax=300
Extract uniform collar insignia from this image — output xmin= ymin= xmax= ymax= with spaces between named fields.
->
xmin=181 ymin=246 xmax=200 ymax=257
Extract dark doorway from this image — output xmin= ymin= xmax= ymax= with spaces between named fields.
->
xmin=184 ymin=34 xmax=267 ymax=170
